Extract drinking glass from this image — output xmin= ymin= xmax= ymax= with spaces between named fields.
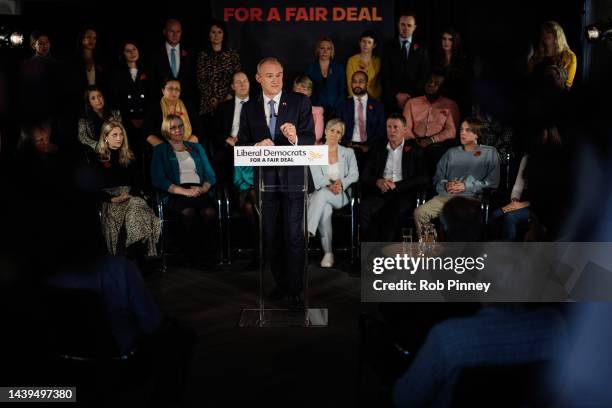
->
xmin=402 ymin=227 xmax=413 ymax=255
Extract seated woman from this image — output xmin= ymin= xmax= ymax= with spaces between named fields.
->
xmin=144 ymin=78 xmax=201 ymax=147
xmin=151 ymin=114 xmax=217 ymax=268
xmin=308 ymin=119 xmax=359 ymax=267
xmin=293 ymin=75 xmax=324 ymax=144
xmin=95 ymin=120 xmax=160 ymax=257
xmin=78 ymin=85 xmax=122 ymax=151
xmin=490 ymin=126 xmax=562 ymax=241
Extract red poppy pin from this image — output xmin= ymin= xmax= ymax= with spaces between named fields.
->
xmin=412 ymin=43 xmax=420 ymax=51
xmin=474 ymin=151 xmax=482 ymax=157
xmin=186 ymin=146 xmax=193 ymax=153
xmin=368 ymin=104 xmax=373 ymax=110
xmin=403 ymin=145 xmax=412 ymax=153
xmin=103 ymin=161 xmax=111 ymax=168
xmin=181 ymin=50 xmax=188 ymax=57
xmin=139 ymin=73 xmax=147 ymax=81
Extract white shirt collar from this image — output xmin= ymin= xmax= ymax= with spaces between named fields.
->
xmin=353 ymin=93 xmax=369 ymax=104
xmin=235 ymin=96 xmax=249 ymax=105
xmin=386 ymin=139 xmax=405 ymax=152
xmin=166 ymin=42 xmax=180 ymax=53
xmin=263 ymin=92 xmax=282 ymax=106
xmin=399 ymin=36 xmax=413 ymax=43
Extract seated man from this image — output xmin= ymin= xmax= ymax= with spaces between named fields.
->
xmin=360 ymin=113 xmax=428 ymax=242
xmin=211 ymin=71 xmax=250 ymax=184
xmin=403 ymin=71 xmax=460 ymax=176
xmin=414 ymin=116 xmax=499 ymax=235
xmin=336 ymin=70 xmax=385 ymax=170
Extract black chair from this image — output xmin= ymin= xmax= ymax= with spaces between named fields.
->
xmin=155 ymin=188 xmax=224 ymax=271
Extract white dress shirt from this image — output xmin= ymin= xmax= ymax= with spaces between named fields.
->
xmin=165 ymin=42 xmax=181 ymax=75
xmin=351 ymin=94 xmax=369 ymax=143
xmin=231 ymin=97 xmax=249 ymax=137
xmin=383 ymin=139 xmax=404 ymax=182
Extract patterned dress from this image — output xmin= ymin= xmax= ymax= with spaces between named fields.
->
xmin=97 ymin=151 xmax=161 ymax=255
xmin=196 ymin=49 xmax=241 ymax=116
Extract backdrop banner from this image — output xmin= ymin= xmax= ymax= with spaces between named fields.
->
xmin=211 ymin=0 xmax=395 ymax=82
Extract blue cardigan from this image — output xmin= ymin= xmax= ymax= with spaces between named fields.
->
xmin=304 ymin=60 xmax=346 ymax=112
xmin=151 ymin=141 xmax=216 ymax=201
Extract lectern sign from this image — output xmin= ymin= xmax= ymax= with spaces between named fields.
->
xmin=234 ymin=145 xmax=328 ymax=166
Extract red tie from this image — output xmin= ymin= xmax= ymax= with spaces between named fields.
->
xmin=357 ymin=98 xmax=367 ymax=142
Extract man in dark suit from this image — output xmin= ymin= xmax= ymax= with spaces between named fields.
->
xmin=336 ymin=71 xmax=385 ymax=170
xmin=360 ymin=113 xmax=429 ymax=242
xmin=150 ymin=18 xmax=196 ymax=106
xmin=381 ymin=13 xmax=431 ymax=114
xmin=212 ymin=71 xmax=250 ymax=184
xmin=237 ymin=58 xmax=315 ymax=311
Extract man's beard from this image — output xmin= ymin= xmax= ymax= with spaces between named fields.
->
xmin=425 ymin=91 xmax=441 ymax=103
xmin=352 ymin=87 xmax=365 ymax=96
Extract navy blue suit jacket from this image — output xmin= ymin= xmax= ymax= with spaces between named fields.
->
xmin=237 ymin=91 xmax=315 ymax=187
xmin=336 ymin=96 xmax=386 ymax=146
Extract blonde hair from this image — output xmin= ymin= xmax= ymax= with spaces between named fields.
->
xmin=161 ymin=114 xmax=183 ymax=141
xmin=324 ymin=118 xmax=346 ymax=141
xmin=161 ymin=80 xmax=193 ymax=139
xmin=293 ymin=75 xmax=313 ymax=95
xmin=96 ymin=120 xmax=134 ymax=167
xmin=533 ymin=21 xmax=572 ymax=64
xmin=314 ymin=37 xmax=335 ymax=60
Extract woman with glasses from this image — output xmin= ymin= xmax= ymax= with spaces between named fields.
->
xmin=151 ymin=114 xmax=217 ymax=268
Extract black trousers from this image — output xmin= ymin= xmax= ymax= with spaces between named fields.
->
xmin=262 ymin=192 xmax=305 ymax=296
xmin=360 ymin=191 xmax=416 ymax=242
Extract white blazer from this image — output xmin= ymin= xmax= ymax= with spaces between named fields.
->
xmin=309 ymin=145 xmax=359 ymax=206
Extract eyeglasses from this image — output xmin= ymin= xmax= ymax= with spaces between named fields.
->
xmin=169 ymin=124 xmax=184 ymax=131
xmin=165 ymin=87 xmax=181 ymax=92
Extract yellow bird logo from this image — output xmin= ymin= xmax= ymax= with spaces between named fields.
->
xmin=308 ymin=151 xmax=323 ymax=161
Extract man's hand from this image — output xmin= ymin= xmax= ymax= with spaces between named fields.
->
xmin=256 ymin=139 xmax=275 ymax=147
xmin=226 ymin=136 xmax=237 ymax=147
xmin=376 ymin=178 xmax=395 ymax=193
xmin=201 ymin=182 xmax=212 ymax=194
xmin=280 ymin=122 xmax=297 ymax=144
